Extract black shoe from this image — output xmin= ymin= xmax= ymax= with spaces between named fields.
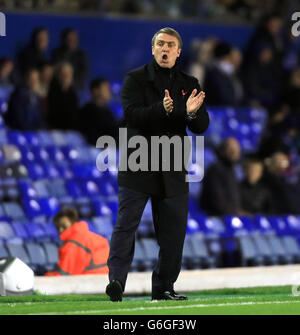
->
xmin=106 ymin=280 xmax=123 ymax=302
xmin=152 ymin=290 xmax=188 ymax=301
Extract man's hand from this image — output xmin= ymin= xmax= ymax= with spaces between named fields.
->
xmin=186 ymin=89 xmax=205 ymax=115
xmin=163 ymin=89 xmax=173 ymax=113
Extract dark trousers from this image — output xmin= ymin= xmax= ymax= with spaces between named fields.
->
xmin=108 ymin=186 xmax=189 ymax=295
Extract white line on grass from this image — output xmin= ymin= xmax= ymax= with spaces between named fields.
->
xmin=27 ymin=299 xmax=300 ymax=315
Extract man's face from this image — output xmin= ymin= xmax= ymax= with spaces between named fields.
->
xmin=95 ymin=82 xmax=111 ymax=103
xmin=152 ymin=33 xmax=181 ymax=68
xmin=56 ymin=216 xmax=73 ymax=235
xmin=245 ymin=162 xmax=263 ymax=185
xmin=224 ymin=138 xmax=241 ymax=162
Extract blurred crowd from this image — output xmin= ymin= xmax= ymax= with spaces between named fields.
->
xmin=188 ymin=12 xmax=300 ymax=159
xmin=0 ymin=27 xmax=119 ymax=145
xmin=0 ymin=10 xmax=299 ymax=217
xmin=0 ymin=0 xmax=295 ymax=24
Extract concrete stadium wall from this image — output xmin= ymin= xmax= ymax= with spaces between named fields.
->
xmin=35 ymin=265 xmax=300 ymax=295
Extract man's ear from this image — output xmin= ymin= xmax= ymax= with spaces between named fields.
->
xmin=177 ymin=48 xmax=182 ymax=58
xmin=152 ymin=45 xmax=155 ymax=55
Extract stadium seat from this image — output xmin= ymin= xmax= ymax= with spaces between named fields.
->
xmin=41 ymin=241 xmax=59 ymax=267
xmin=140 ymin=238 xmax=159 ymax=266
xmin=2 ymin=144 xmax=22 ymax=163
xmin=189 ymin=233 xmax=216 ymax=268
xmin=47 ymin=179 xmax=68 ymax=198
xmin=25 ymin=242 xmax=49 ymax=274
xmin=6 ymin=239 xmax=30 ymax=264
xmin=251 ymin=234 xmax=278 ymax=265
xmin=2 ymin=202 xmax=26 ymax=220
xmin=92 ymin=216 xmax=113 ymax=240
xmin=32 ymin=147 xmax=50 ymax=162
xmin=23 ymin=131 xmax=40 ymax=147
xmin=39 ymin=197 xmax=60 ymax=217
xmin=7 ymin=130 xmax=28 ymax=146
xmin=0 ymin=222 xmax=16 ymax=241
xmin=45 ymin=145 xmax=66 ymax=162
xmin=281 ymin=236 xmax=300 ymax=263
xmin=131 ymin=240 xmax=150 ymax=271
xmin=37 ymin=130 xmax=55 ymax=146
xmin=25 ymin=222 xmax=49 ymax=241
xmin=236 ymin=235 xmax=264 ymax=266
xmin=0 ymin=241 xmax=8 ymax=258
xmin=12 ymin=223 xmax=30 ymax=240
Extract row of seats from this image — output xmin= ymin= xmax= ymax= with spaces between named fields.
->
xmin=0 ymin=215 xmax=114 ymax=243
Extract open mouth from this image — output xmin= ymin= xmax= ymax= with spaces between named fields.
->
xmin=162 ymin=54 xmax=168 ymax=61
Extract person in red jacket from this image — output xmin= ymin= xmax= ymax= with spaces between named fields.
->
xmin=45 ymin=208 xmax=109 ymax=276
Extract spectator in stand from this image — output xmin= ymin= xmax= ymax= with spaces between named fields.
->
xmin=240 ymin=157 xmax=272 ymax=214
xmin=198 ymin=137 xmax=244 ymax=216
xmin=0 ymin=58 xmax=14 ymax=87
xmin=45 ymin=208 xmax=109 ymax=276
xmin=78 ymin=78 xmax=119 ymax=145
xmin=4 ymin=68 xmax=44 ymax=130
xmin=16 ymin=27 xmax=50 ymax=78
xmin=243 ymin=12 xmax=285 ymax=71
xmin=47 ymin=62 xmax=79 ymax=130
xmin=52 ymin=28 xmax=88 ymax=89
xmin=188 ymin=37 xmax=217 ymax=87
xmin=204 ymin=41 xmax=245 ymax=106
xmin=242 ymin=43 xmax=282 ymax=110
xmin=38 ymin=62 xmax=54 ymax=98
xmin=262 ymin=151 xmax=300 ymax=214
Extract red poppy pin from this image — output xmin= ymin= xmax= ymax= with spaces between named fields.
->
xmin=182 ymin=89 xmax=187 ymax=96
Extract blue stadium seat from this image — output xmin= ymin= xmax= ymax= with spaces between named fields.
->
xmin=2 ymin=202 xmax=26 ymax=220
xmin=92 ymin=216 xmax=113 ymax=240
xmin=236 ymin=234 xmax=262 ymax=266
xmin=224 ymin=216 xmax=255 ymax=236
xmin=31 ymin=147 xmax=49 ymax=162
xmin=42 ymin=162 xmax=61 ymax=179
xmin=66 ymin=180 xmax=84 ymax=198
xmin=33 ymin=180 xmax=50 ymax=198
xmin=23 ymin=198 xmax=42 ymax=218
xmin=81 ymin=180 xmax=101 ymax=197
xmin=55 ymin=163 xmax=74 ymax=179
xmin=65 ymin=131 xmax=87 ymax=147
xmin=0 ymin=241 xmax=8 ymax=258
xmin=41 ymin=241 xmax=59 ymax=266
xmin=131 ymin=240 xmax=150 ymax=271
xmin=37 ymin=131 xmax=55 ymax=146
xmin=189 ymin=233 xmax=216 ymax=268
xmin=42 ymin=223 xmax=59 ymax=242
xmin=92 ymin=199 xmax=112 ymax=217
xmin=24 ymin=222 xmax=48 ymax=241
xmin=12 ymin=223 xmax=30 ymax=240
xmin=23 ymin=132 xmax=40 ymax=147
xmin=7 ymin=130 xmax=28 ymax=146
xmin=46 ymin=145 xmax=66 ymax=162
xmin=268 ymin=216 xmax=291 ymax=236
xmin=25 ymin=242 xmax=48 ymax=267
xmin=18 ymin=146 xmax=36 ymax=163
xmin=0 ymin=222 xmax=16 ymax=241
xmin=25 ymin=162 xmax=46 ymax=180
xmin=39 ymin=197 xmax=60 ymax=217
xmin=47 ymin=179 xmax=68 ymax=198
xmin=6 ymin=239 xmax=30 ymax=264
xmin=18 ymin=180 xmax=38 ymax=199
xmin=140 ymin=238 xmax=159 ymax=266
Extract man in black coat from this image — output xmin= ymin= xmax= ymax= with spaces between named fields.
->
xmin=106 ymin=27 xmax=209 ymax=302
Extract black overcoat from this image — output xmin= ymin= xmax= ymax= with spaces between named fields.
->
xmin=117 ymin=59 xmax=209 ymax=197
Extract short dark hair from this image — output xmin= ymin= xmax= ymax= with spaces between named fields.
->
xmin=89 ymin=77 xmax=109 ymax=92
xmin=152 ymin=27 xmax=183 ymax=49
xmin=53 ymin=208 xmax=79 ymax=226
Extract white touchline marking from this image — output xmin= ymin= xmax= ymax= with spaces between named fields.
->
xmin=26 ymin=300 xmax=300 ymax=315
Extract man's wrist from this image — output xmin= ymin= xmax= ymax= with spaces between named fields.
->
xmin=186 ymin=110 xmax=197 ymax=120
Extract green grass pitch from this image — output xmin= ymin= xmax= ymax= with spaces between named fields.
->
xmin=1 ymin=286 xmax=300 ymax=315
